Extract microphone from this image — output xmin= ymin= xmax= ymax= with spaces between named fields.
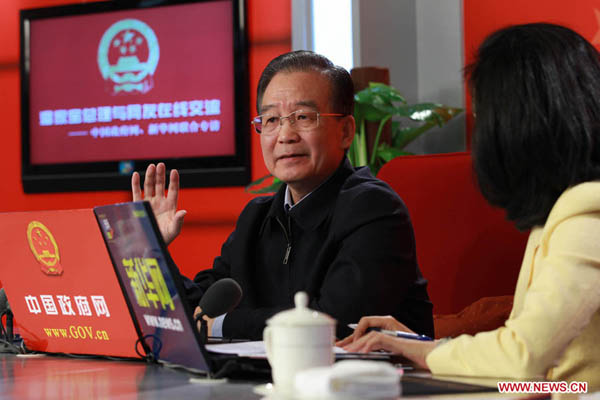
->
xmin=196 ymin=278 xmax=242 ymax=342
xmin=199 ymin=278 xmax=243 ymax=318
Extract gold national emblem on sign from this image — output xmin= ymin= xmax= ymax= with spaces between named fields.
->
xmin=27 ymin=221 xmax=63 ymax=276
xmin=97 ymin=18 xmax=160 ymax=95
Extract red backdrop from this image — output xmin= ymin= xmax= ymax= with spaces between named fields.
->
xmin=463 ymin=0 xmax=600 ymax=145
xmin=0 ymin=0 xmax=291 ymax=281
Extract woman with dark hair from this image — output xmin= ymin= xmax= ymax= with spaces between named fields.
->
xmin=338 ymin=23 xmax=600 ymax=387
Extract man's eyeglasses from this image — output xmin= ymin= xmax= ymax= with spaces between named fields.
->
xmin=251 ymin=110 xmax=345 ymax=135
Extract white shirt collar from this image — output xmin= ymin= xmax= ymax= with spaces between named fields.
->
xmin=282 ymin=159 xmax=345 ymax=212
xmin=284 ymin=184 xmax=312 ymax=212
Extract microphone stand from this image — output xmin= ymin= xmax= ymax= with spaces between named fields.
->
xmin=194 ymin=312 xmax=208 ymax=344
xmin=5 ymin=310 xmax=13 ymax=341
xmin=0 ymin=310 xmax=17 ymax=354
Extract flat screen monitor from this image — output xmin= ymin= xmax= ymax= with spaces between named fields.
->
xmin=20 ymin=0 xmax=249 ymax=193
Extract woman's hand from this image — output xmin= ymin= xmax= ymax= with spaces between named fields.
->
xmin=131 ymin=162 xmax=187 ymax=245
xmin=342 ymin=331 xmax=437 ymax=370
xmin=336 ymin=315 xmax=415 ymax=348
xmin=336 ymin=315 xmax=437 ymax=370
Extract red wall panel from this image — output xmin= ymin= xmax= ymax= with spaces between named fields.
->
xmin=463 ymin=0 xmax=600 ymax=145
xmin=247 ymin=0 xmax=291 ymax=44
xmin=464 ymin=0 xmax=600 ymax=64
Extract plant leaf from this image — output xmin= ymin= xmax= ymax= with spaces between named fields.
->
xmin=354 ymin=83 xmax=409 ymax=122
xmin=376 ymin=142 xmax=413 ymax=163
xmin=245 ymin=173 xmax=272 ymax=188
xmin=245 ymin=174 xmax=283 ymax=194
xmin=355 ymin=101 xmax=389 ymax=121
xmin=392 ymin=122 xmax=436 ymax=149
xmin=354 ymin=83 xmax=406 ymax=105
xmin=365 ymin=142 xmax=413 ymax=176
xmin=370 ymin=103 xmax=462 ymax=125
xmin=366 ymin=82 xmax=407 ymax=104
xmin=251 ymin=180 xmax=284 ymax=194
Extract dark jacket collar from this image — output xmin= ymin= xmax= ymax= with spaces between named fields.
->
xmin=262 ymin=158 xmax=355 ymax=232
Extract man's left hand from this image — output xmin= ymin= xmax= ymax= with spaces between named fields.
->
xmin=194 ymin=306 xmax=215 ymax=337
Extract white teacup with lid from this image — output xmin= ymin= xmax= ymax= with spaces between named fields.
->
xmin=263 ymin=291 xmax=336 ymax=394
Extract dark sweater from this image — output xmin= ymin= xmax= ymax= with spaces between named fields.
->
xmin=184 ymin=159 xmax=433 ymax=340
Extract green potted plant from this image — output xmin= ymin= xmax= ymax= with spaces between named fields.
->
xmin=247 ymin=82 xmax=462 ymax=193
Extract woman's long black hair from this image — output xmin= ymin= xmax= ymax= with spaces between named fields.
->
xmin=467 ymin=23 xmax=600 ymax=230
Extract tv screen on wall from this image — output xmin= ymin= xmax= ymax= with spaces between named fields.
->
xmin=20 ymin=0 xmax=249 ymax=193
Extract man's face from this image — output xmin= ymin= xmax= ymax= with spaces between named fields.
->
xmin=259 ymin=71 xmax=354 ymax=200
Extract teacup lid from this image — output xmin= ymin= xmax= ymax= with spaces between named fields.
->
xmin=266 ymin=292 xmax=336 ymax=327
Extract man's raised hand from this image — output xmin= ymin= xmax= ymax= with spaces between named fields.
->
xmin=131 ymin=162 xmax=187 ymax=245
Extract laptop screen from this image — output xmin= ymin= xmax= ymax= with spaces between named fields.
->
xmin=94 ymin=201 xmax=210 ymax=373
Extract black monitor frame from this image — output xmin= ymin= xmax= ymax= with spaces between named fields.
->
xmin=20 ymin=0 xmax=250 ymax=193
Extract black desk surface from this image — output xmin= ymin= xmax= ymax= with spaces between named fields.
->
xmin=0 ymin=353 xmax=537 ymax=399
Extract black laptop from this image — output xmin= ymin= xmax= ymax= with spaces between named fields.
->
xmin=94 ymin=201 xmax=271 ymax=379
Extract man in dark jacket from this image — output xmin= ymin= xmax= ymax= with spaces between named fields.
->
xmin=132 ymin=51 xmax=433 ymax=340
